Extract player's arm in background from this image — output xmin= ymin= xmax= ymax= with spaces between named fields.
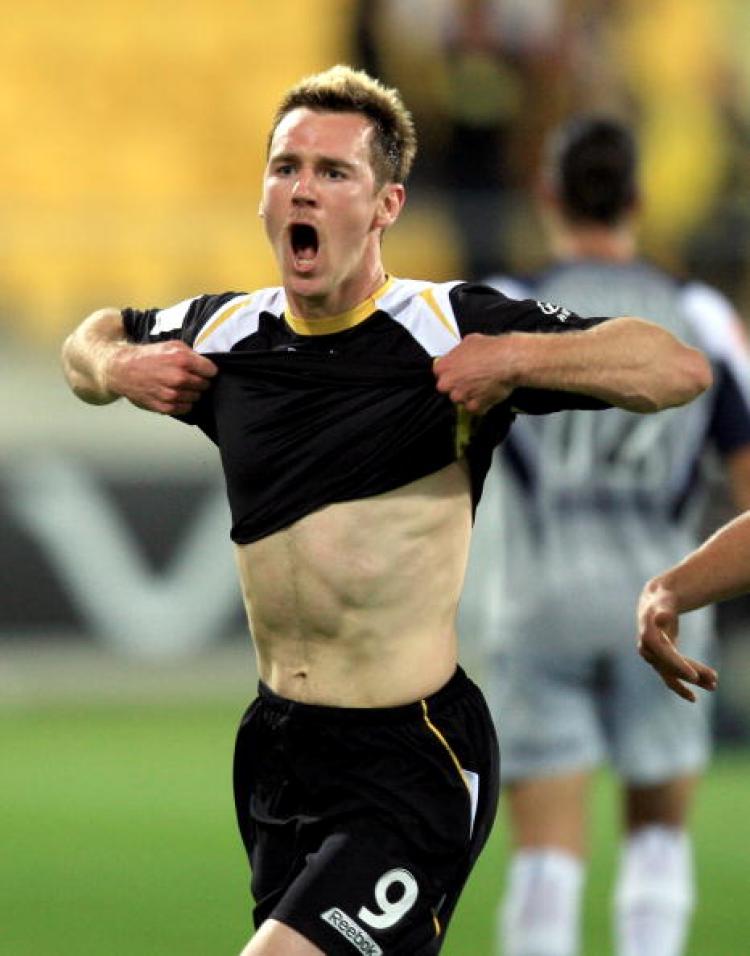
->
xmin=433 ymin=284 xmax=712 ymax=415
xmin=637 ymin=511 xmax=750 ymax=701
xmin=61 ymin=305 xmax=217 ymax=415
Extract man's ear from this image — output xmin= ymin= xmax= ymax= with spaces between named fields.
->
xmin=373 ymin=183 xmax=406 ymax=231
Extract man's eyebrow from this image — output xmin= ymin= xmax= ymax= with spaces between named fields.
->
xmin=317 ymin=155 xmax=358 ymax=170
xmin=269 ymin=151 xmax=359 ymax=171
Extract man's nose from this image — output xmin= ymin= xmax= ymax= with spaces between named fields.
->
xmin=292 ymin=171 xmax=316 ymax=203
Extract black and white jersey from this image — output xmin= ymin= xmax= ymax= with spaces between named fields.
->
xmin=123 ymin=276 xmax=607 ymax=544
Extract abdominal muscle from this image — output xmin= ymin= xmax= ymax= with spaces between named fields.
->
xmin=233 ymin=461 xmax=474 ymax=707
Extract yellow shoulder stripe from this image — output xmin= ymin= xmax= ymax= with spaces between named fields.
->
xmin=419 ymin=287 xmax=459 ymax=339
xmin=194 ymin=295 xmax=253 ymax=347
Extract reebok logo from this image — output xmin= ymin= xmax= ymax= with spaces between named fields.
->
xmin=321 ymin=907 xmax=383 ymax=956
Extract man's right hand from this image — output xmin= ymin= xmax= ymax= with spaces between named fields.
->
xmin=637 ymin=579 xmax=718 ymax=702
xmin=107 ymin=340 xmax=218 ymax=415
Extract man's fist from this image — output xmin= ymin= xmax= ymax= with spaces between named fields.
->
xmin=107 ymin=340 xmax=218 ymax=415
xmin=433 ymin=334 xmax=515 ymax=414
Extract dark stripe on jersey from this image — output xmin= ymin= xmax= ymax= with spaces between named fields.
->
xmin=710 ymin=361 xmax=750 ymax=455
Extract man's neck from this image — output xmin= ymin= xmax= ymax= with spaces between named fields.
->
xmin=286 ymin=247 xmax=387 ymax=320
xmin=551 ymin=222 xmax=637 ymax=264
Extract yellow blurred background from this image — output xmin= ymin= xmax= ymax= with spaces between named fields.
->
xmin=0 ymin=1 xmax=343 ymax=343
xmin=7 ymin=0 xmax=750 ymax=350
xmin=2 ymin=0 xmax=474 ymax=348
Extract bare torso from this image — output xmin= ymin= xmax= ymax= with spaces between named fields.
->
xmin=233 ymin=461 xmax=473 ymax=706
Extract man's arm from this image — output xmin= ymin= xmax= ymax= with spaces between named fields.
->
xmin=640 ymin=509 xmax=750 ymax=624
xmin=62 ymin=308 xmax=217 ymax=415
xmin=433 ymin=316 xmax=712 ymax=415
xmin=636 ymin=512 xmax=750 ymax=701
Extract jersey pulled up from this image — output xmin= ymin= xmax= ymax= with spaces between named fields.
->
xmin=122 ymin=276 xmax=607 ymax=544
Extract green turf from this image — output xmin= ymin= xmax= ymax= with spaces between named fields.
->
xmin=446 ymin=754 xmax=749 ymax=955
xmin=2 ymin=702 xmax=747 ymax=954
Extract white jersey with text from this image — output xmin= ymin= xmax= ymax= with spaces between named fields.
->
xmin=468 ymin=260 xmax=750 ymax=650
xmin=460 ymin=260 xmax=750 ymax=782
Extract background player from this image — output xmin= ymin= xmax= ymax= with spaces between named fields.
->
xmin=61 ymin=73 xmax=710 ymax=956
xmin=470 ymin=116 xmax=750 ymax=956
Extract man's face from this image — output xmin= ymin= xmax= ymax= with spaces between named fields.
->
xmin=262 ymin=108 xmax=402 ymax=311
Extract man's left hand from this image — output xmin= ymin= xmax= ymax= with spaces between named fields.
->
xmin=433 ymin=334 xmax=514 ymax=414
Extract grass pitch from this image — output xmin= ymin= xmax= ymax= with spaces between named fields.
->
xmin=3 ymin=700 xmax=747 ymax=955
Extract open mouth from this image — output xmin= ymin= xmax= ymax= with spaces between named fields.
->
xmin=290 ymin=223 xmax=319 ymax=268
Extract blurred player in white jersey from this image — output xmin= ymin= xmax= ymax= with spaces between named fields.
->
xmin=472 ymin=117 xmax=750 ymax=956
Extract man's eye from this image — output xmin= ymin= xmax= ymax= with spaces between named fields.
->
xmin=276 ymin=164 xmax=294 ymax=175
xmin=324 ymin=168 xmax=345 ymax=180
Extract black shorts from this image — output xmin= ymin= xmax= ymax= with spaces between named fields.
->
xmin=233 ymin=666 xmax=500 ymax=955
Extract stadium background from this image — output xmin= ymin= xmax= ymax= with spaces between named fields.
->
xmin=2 ymin=1 xmax=749 ymax=952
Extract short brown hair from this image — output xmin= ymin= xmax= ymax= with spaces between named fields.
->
xmin=268 ymin=64 xmax=417 ymax=186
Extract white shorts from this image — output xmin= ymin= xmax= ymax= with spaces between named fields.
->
xmin=486 ymin=610 xmax=714 ymax=786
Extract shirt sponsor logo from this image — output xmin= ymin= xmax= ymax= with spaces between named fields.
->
xmin=320 ymin=907 xmax=383 ymax=956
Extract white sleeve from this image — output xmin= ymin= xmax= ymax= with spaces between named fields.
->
xmin=681 ymin=281 xmax=750 ymax=407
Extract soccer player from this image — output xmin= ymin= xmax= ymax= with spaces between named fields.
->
xmin=61 ymin=70 xmax=710 ymax=956
xmin=477 ymin=117 xmax=750 ymax=956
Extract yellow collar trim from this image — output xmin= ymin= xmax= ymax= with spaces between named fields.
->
xmin=285 ymin=276 xmax=394 ymax=336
